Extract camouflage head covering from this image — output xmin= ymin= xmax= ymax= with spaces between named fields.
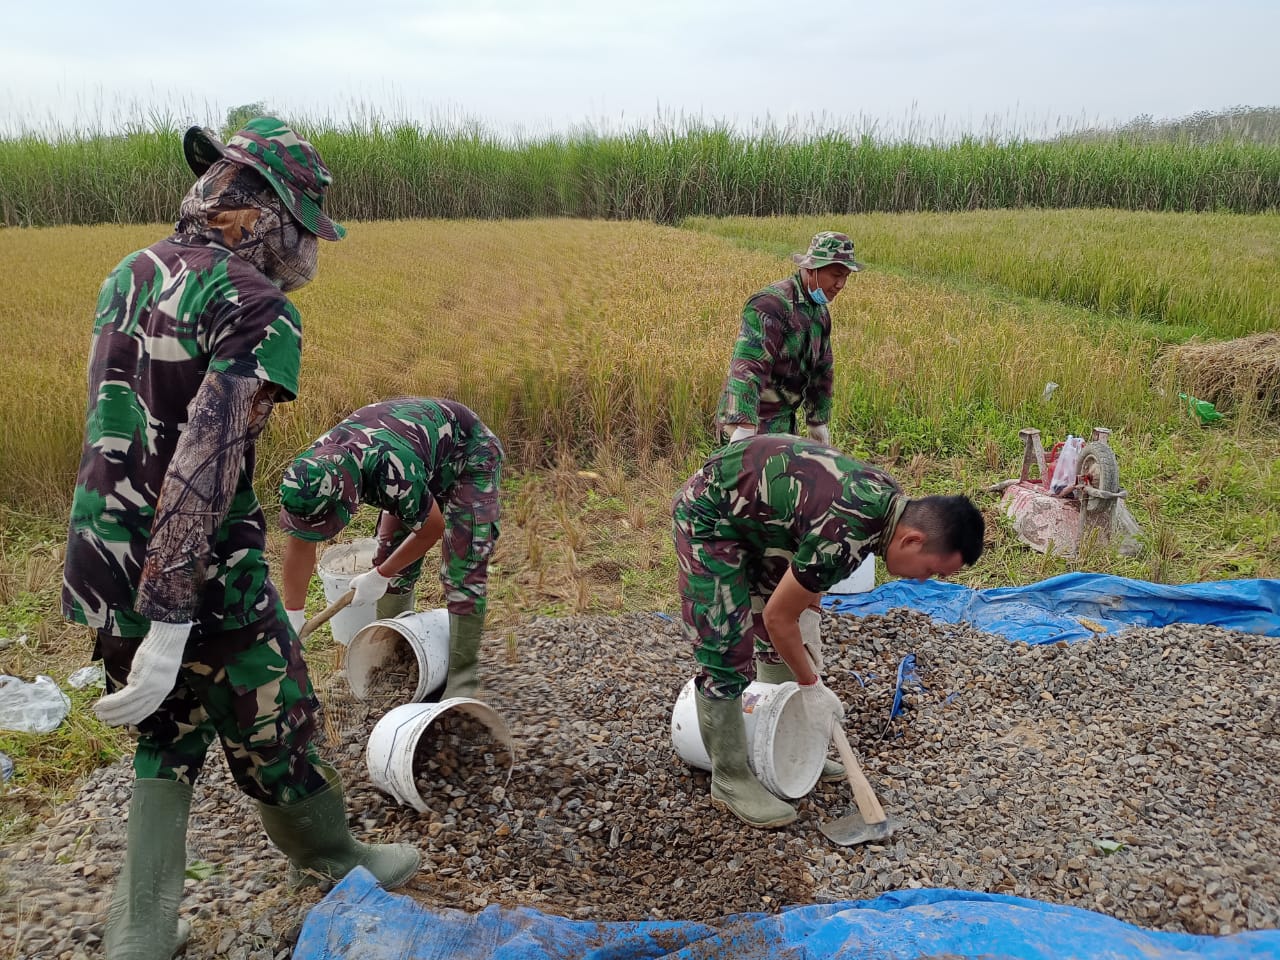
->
xmin=791 ymin=231 xmax=862 ymax=272
xmin=177 ymin=158 xmax=318 ymax=292
xmin=183 ymin=116 xmax=345 ymax=241
xmin=278 ymin=446 xmax=361 ymax=540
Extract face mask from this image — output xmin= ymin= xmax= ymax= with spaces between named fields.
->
xmin=264 ymin=226 xmax=320 ymax=292
xmin=808 ymin=285 xmax=829 ymax=305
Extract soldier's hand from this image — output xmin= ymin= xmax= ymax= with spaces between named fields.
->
xmin=797 ymin=676 xmax=844 ymax=736
xmin=808 ymin=424 xmax=831 ymax=445
xmin=94 ymin=621 xmax=191 ymax=726
xmin=349 ymin=567 xmax=392 ymax=605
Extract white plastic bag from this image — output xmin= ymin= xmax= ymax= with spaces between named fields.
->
xmin=67 ymin=664 xmax=105 ymax=690
xmin=1050 ymin=436 xmax=1084 ymax=495
xmin=0 ymin=675 xmax=72 ymax=733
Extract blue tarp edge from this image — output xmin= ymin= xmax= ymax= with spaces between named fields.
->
xmin=822 ymin=573 xmax=1280 ymax=644
xmin=296 ymin=868 xmax=1280 ymax=959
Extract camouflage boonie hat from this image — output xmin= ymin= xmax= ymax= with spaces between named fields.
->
xmin=791 ymin=231 xmax=862 ymax=271
xmin=183 ymin=117 xmax=345 ymax=241
xmin=278 ymin=447 xmax=360 ymax=540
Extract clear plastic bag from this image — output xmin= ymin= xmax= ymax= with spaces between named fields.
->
xmin=0 ymin=675 xmax=72 ymax=733
xmin=1049 ymin=435 xmax=1084 ymax=495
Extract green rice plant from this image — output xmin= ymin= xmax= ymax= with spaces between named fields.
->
xmin=687 ymin=210 xmax=1280 ymax=339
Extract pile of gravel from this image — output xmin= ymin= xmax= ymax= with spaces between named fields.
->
xmin=2 ymin=609 xmax=1276 ymax=958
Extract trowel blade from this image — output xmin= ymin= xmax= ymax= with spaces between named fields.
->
xmin=819 ymin=812 xmax=901 ymax=847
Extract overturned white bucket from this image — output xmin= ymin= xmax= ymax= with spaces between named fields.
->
xmin=316 ymin=538 xmax=381 ymax=646
xmin=347 ymin=609 xmax=450 ymax=703
xmin=367 ymin=700 xmax=515 ymax=813
xmin=670 ymin=678 xmax=826 ymax=800
xmin=827 ymin=553 xmax=876 ymax=595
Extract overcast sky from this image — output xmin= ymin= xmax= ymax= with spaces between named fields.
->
xmin=3 ymin=0 xmax=1277 ymax=138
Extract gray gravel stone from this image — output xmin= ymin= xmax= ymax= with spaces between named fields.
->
xmin=1 ymin=611 xmax=1277 ymax=957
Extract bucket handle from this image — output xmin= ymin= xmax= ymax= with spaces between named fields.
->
xmin=299 ymin=589 xmax=356 ymax=642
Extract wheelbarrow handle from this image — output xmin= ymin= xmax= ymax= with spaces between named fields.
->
xmin=298 ymin=589 xmax=356 ymax=642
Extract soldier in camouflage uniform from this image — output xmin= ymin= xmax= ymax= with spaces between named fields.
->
xmin=715 ymin=231 xmax=862 ymax=445
xmin=671 ymin=434 xmax=984 ymax=828
xmin=62 ymin=118 xmax=418 ymax=960
xmin=279 ymin=397 xmax=502 ymax=700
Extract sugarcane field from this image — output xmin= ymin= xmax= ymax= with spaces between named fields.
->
xmin=1 ymin=32 xmax=1280 ymax=960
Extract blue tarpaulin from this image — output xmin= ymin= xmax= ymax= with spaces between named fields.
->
xmin=822 ymin=573 xmax=1280 ymax=644
xmin=296 ymin=868 xmax=1280 ymax=959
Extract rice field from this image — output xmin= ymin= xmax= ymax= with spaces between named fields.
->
xmin=689 ymin=210 xmax=1280 ymax=340
xmin=3 ymin=122 xmax=1279 ymax=228
xmin=0 ymin=212 xmax=1276 ymax=591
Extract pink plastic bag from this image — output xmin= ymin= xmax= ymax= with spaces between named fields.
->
xmin=1049 ymin=436 xmax=1084 ymax=495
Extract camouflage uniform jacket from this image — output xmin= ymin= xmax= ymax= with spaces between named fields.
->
xmin=676 ymin=435 xmax=903 ymax=593
xmin=715 ymin=273 xmax=834 ymax=433
xmin=281 ymin=398 xmax=499 ymax=542
xmin=62 ymin=236 xmax=302 ymax=638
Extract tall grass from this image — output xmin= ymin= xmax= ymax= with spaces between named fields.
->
xmin=3 ymin=120 xmax=1279 ymax=227
xmin=688 ymin=210 xmax=1280 ymax=340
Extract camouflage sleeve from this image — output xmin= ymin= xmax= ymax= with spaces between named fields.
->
xmin=134 ymin=372 xmax=279 ymax=623
xmin=208 ymin=284 xmax=302 ymax=401
xmin=805 ymin=312 xmax=834 ymax=426
xmin=720 ymin=295 xmax=786 ymax=427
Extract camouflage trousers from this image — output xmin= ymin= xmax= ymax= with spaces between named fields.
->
xmin=672 ymin=475 xmax=792 ymax=701
xmin=373 ymin=438 xmax=503 ymax=617
xmin=96 ymin=600 xmax=327 ymax=805
xmin=718 ymin=409 xmax=797 ymax=442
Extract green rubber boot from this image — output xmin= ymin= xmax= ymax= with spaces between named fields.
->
xmin=756 ymin=658 xmax=845 ymax=783
xmin=256 ymin=764 xmax=420 ymax=890
xmin=441 ymin=611 xmax=484 ymax=699
xmin=694 ymin=689 xmax=796 ymax=829
xmin=376 ymin=588 xmax=414 ymax=621
xmin=104 ymin=778 xmax=193 ymax=959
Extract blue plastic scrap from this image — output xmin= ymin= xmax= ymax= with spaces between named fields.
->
xmin=295 ymin=869 xmax=1280 ymax=960
xmin=821 ymin=573 xmax=1280 ymax=645
xmin=889 ymin=653 xmax=925 ymax=722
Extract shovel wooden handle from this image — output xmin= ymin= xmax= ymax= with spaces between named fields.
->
xmin=830 ymin=723 xmax=888 ymax=825
xmin=298 ymin=589 xmax=355 ymax=642
xmin=806 ymin=648 xmax=888 ymax=826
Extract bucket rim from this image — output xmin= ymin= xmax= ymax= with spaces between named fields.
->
xmin=366 ymin=698 xmax=517 ymax=812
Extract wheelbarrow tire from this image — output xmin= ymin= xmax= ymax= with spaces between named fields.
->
xmin=1079 ymin=441 xmax=1119 ymax=510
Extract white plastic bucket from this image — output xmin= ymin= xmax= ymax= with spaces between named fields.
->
xmin=827 ymin=553 xmax=876 ymax=595
xmin=347 ymin=609 xmax=451 ymax=703
xmin=316 ymin=539 xmax=380 ymax=646
xmin=670 ymin=678 xmax=826 ymax=800
xmin=366 ymin=700 xmax=515 ymax=813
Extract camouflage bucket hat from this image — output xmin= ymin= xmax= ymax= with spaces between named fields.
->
xmin=183 ymin=117 xmax=345 ymax=241
xmin=278 ymin=447 xmax=360 ymax=542
xmin=791 ymin=231 xmax=862 ymax=271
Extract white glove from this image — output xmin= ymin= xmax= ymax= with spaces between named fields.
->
xmin=798 ymin=608 xmax=824 ymax=672
xmin=808 ymin=424 xmax=831 ymax=445
xmin=797 ymin=677 xmax=845 ymax=735
xmin=286 ymin=608 xmax=307 ymax=634
xmin=349 ymin=567 xmax=392 ymax=606
xmin=94 ymin=621 xmax=192 ymax=726
xmin=729 ymin=425 xmax=756 ymax=443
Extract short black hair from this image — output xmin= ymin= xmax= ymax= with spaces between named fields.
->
xmin=900 ymin=495 xmax=984 ymax=566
